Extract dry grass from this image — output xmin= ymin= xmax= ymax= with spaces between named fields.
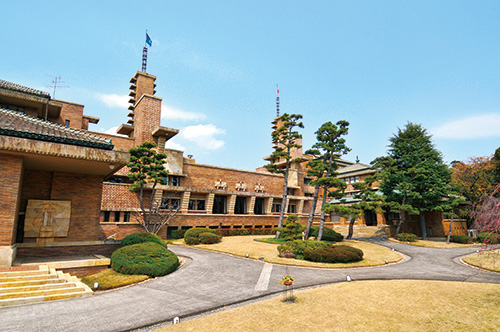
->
xmin=172 ymin=235 xmax=403 ymax=268
xmin=388 ymin=237 xmax=477 ymax=249
xmin=160 ymin=280 xmax=500 ymax=332
xmin=463 ymin=249 xmax=500 ymax=272
xmin=81 ymin=268 xmax=149 ymax=290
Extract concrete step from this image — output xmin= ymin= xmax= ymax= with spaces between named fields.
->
xmin=0 ymin=278 xmax=65 ymax=288
xmin=0 ymin=281 xmax=78 ymax=294
xmin=0 ymin=290 xmax=92 ymax=307
xmin=0 ymin=269 xmax=50 ymax=278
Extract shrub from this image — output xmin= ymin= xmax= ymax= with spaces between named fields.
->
xmin=121 ymin=232 xmax=167 ymax=248
xmin=450 ymin=235 xmax=474 ymax=244
xmin=184 ymin=227 xmax=218 ymax=245
xmin=304 ymin=244 xmax=364 ymax=263
xmin=171 ymin=229 xmax=186 ymax=239
xmin=397 ymin=233 xmax=417 ymax=242
xmin=199 ymin=232 xmax=222 ymax=244
xmin=477 ymin=232 xmax=500 ymax=244
xmin=111 ymin=242 xmax=179 ymax=277
xmin=309 ymin=226 xmax=344 ymax=242
xmin=278 ymin=240 xmax=329 ymax=259
xmin=274 ymin=222 xmax=304 ymax=241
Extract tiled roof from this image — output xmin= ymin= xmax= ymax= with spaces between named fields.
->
xmin=0 ymin=79 xmax=51 ymax=99
xmin=0 ymin=108 xmax=114 ymax=150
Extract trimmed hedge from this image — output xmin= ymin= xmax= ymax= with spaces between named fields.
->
xmin=449 ymin=235 xmax=474 ymax=244
xmin=111 ymin=242 xmax=179 ymax=277
xmin=397 ymin=233 xmax=417 ymax=242
xmin=477 ymin=232 xmax=500 ymax=244
xmin=170 ymin=227 xmax=275 ymax=239
xmin=121 ymin=232 xmax=167 ymax=248
xmin=184 ymin=227 xmax=220 ymax=245
xmin=309 ymin=226 xmax=344 ymax=242
xmin=278 ymin=240 xmax=329 ymax=259
xmin=304 ymin=244 xmax=364 ymax=263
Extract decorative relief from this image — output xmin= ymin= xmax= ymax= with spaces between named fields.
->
xmin=254 ymin=183 xmax=265 ymax=193
xmin=214 ymin=179 xmax=227 ymax=190
xmin=235 ymin=181 xmax=247 ymax=191
xmin=24 ymin=200 xmax=71 ymax=238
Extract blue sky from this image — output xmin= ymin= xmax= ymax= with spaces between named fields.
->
xmin=2 ymin=1 xmax=500 ymax=170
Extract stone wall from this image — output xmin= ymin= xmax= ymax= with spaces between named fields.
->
xmin=0 ymin=154 xmax=23 ymax=246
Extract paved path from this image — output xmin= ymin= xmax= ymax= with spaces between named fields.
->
xmin=0 ymin=240 xmax=499 ymax=332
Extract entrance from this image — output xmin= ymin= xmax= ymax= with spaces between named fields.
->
xmin=364 ymin=210 xmax=377 ymax=226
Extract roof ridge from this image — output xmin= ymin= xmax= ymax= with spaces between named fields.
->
xmin=0 ymin=79 xmax=51 ymax=99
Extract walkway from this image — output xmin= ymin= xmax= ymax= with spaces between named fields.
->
xmin=0 ymin=240 xmax=498 ymax=332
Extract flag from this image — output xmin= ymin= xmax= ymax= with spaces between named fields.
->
xmin=146 ymin=33 xmax=152 ymax=47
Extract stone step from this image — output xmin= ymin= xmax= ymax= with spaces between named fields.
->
xmin=0 ymin=273 xmax=57 ymax=283
xmin=0 ymin=277 xmax=64 ymax=288
xmin=0 ymin=269 xmax=50 ymax=278
xmin=0 ymin=284 xmax=84 ymax=300
xmin=0 ymin=290 xmax=92 ymax=307
xmin=0 ymin=281 xmax=78 ymax=294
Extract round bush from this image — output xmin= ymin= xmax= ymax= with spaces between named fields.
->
xmin=278 ymin=240 xmax=329 ymax=259
xmin=304 ymin=244 xmax=364 ymax=263
xmin=111 ymin=242 xmax=179 ymax=277
xmin=397 ymin=233 xmax=417 ymax=242
xmin=184 ymin=227 xmax=219 ymax=245
xmin=309 ymin=226 xmax=344 ymax=242
xmin=121 ymin=232 xmax=167 ymax=248
xmin=199 ymin=232 xmax=222 ymax=244
xmin=450 ymin=235 xmax=474 ymax=244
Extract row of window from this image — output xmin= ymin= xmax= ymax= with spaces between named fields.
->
xmin=103 ymin=211 xmax=130 ymax=223
xmin=342 ymin=176 xmax=360 ymax=184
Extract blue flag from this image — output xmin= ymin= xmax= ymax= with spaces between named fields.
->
xmin=146 ymin=33 xmax=152 ymax=47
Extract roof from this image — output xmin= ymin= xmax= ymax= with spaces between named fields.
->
xmin=0 ymin=108 xmax=114 ymax=150
xmin=337 ymin=162 xmax=378 ymax=177
xmin=0 ymin=79 xmax=51 ymax=99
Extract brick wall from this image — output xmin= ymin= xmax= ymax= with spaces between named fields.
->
xmin=20 ymin=170 xmax=52 ymax=212
xmin=89 ymin=132 xmax=134 ymax=152
xmin=135 ymin=72 xmax=156 ymax=101
xmin=133 ymin=95 xmax=161 ymax=146
xmin=0 ymin=155 xmax=23 ymax=246
xmin=16 ymin=244 xmax=120 ymax=258
xmin=183 ymin=164 xmax=285 ymax=195
xmin=101 ymin=183 xmax=143 ymax=210
xmin=52 ymin=101 xmax=85 ymax=129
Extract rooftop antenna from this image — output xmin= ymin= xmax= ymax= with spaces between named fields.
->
xmin=142 ymin=30 xmax=153 ymax=72
xmin=276 ymin=84 xmax=280 ymax=117
xmin=47 ymin=75 xmax=69 ymax=99
xmin=356 ymin=156 xmax=360 ymax=164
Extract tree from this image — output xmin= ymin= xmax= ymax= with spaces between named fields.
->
xmin=303 ymin=121 xmax=350 ymax=240
xmin=372 ymin=123 xmax=452 ymax=239
xmin=451 ymin=156 xmax=495 ymax=208
xmin=472 ymin=184 xmax=500 ymax=233
xmin=265 ymin=113 xmax=304 ymax=234
xmin=493 ymin=147 xmax=500 ymax=186
xmin=127 ymin=142 xmax=179 ymax=234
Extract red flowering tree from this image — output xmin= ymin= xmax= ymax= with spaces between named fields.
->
xmin=472 ymin=184 xmax=500 ymax=234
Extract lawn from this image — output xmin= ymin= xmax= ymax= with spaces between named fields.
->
xmin=159 ymin=280 xmax=500 ymax=332
xmin=463 ymin=249 xmax=500 ymax=272
xmin=171 ymin=235 xmax=403 ymax=268
xmin=81 ymin=268 xmax=149 ymax=290
xmin=388 ymin=237 xmax=478 ymax=249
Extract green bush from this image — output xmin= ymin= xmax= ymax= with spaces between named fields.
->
xmin=184 ymin=227 xmax=218 ymax=245
xmin=171 ymin=229 xmax=187 ymax=239
xmin=121 ymin=232 xmax=167 ymax=248
xmin=477 ymin=232 xmax=500 ymax=244
xmin=277 ymin=240 xmax=329 ymax=259
xmin=309 ymin=226 xmax=344 ymax=242
xmin=397 ymin=233 xmax=417 ymax=242
xmin=273 ymin=222 xmax=304 ymax=241
xmin=199 ymin=232 xmax=222 ymax=244
xmin=450 ymin=235 xmax=474 ymax=244
xmin=304 ymin=244 xmax=364 ymax=263
xmin=111 ymin=242 xmax=179 ymax=277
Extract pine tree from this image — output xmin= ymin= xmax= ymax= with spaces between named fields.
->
xmin=372 ymin=123 xmax=452 ymax=239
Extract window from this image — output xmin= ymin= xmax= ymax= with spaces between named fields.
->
xmin=114 ymin=211 xmax=120 ymax=222
xmin=234 ymin=197 xmax=246 ymax=214
xmin=123 ymin=212 xmax=130 ymax=222
xmin=188 ymin=199 xmax=205 ymax=211
xmin=212 ymin=195 xmax=227 ymax=214
xmin=105 ymin=176 xmax=124 ymax=183
xmin=304 ymin=178 xmax=311 ymax=185
xmin=171 ymin=176 xmax=180 ymax=187
xmin=103 ymin=211 xmax=110 ymax=222
xmin=349 ymin=176 xmax=360 ymax=183
xmin=288 ymin=188 xmax=295 ymax=195
xmin=161 ymin=198 xmax=180 ymax=210
xmin=287 ymin=204 xmax=297 ymax=213
xmin=254 ymin=197 xmax=265 ymax=215
xmin=65 ymin=120 xmax=70 ymax=127
xmin=271 ymin=203 xmax=281 ymax=213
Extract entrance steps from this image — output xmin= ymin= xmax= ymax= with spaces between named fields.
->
xmin=333 ymin=225 xmax=388 ymax=238
xmin=0 ymin=265 xmax=92 ymax=307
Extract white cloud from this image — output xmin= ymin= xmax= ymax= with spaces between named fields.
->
xmin=96 ymin=93 xmax=129 ymax=108
xmin=432 ymin=113 xmax=500 ymax=139
xmin=181 ymin=124 xmax=225 ymax=150
xmin=161 ymin=105 xmax=207 ymax=121
xmin=165 ymin=140 xmax=185 ymax=151
xmin=103 ymin=126 xmax=128 ymax=137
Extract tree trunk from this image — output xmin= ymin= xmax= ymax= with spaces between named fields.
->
xmin=395 ymin=193 xmax=407 ymax=239
xmin=419 ymin=211 xmax=427 ymax=240
xmin=304 ymin=183 xmax=321 ymax=239
xmin=276 ymin=148 xmax=291 ymax=238
xmin=346 ymin=216 xmax=355 ymax=239
xmin=446 ymin=214 xmax=454 ymax=245
xmin=317 ymin=185 xmax=328 ymax=241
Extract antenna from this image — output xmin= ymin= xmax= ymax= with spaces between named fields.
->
xmin=47 ymin=75 xmax=69 ymax=99
xmin=142 ymin=30 xmax=152 ymax=72
xmin=276 ymin=84 xmax=280 ymax=117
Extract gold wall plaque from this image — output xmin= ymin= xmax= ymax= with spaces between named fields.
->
xmin=24 ymin=200 xmax=71 ymax=238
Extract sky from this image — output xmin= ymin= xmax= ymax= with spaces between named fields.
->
xmin=2 ymin=1 xmax=500 ymax=171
